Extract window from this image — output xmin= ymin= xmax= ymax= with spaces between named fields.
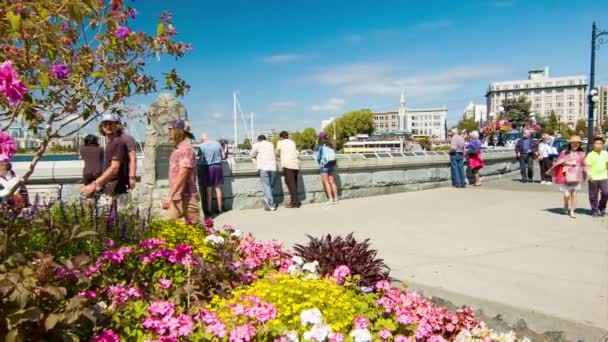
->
xmin=567 ymin=109 xmax=574 ymax=114
xmin=556 ymin=89 xmax=563 ymax=93
xmin=556 ymin=95 xmax=563 ymax=101
xmin=567 ymin=95 xmax=574 ymax=100
xmin=568 ymin=102 xmax=574 ymax=107
xmin=534 ymin=90 xmax=541 ymax=95
xmin=557 ymin=103 xmax=563 ymax=107
xmin=524 ymin=84 xmax=529 ymax=88
xmin=535 ymin=97 xmax=541 ymax=102
xmin=534 ymin=103 xmax=541 ymax=109
xmin=545 ymin=110 xmax=552 ymax=115
xmin=546 ymin=103 xmax=553 ymax=109
xmin=567 ymin=116 xmax=574 ymax=122
xmin=515 ymin=84 xmax=520 ymax=89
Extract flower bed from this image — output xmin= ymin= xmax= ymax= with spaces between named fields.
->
xmin=0 ymin=203 xmax=528 ymax=341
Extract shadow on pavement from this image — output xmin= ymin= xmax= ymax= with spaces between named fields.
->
xmin=543 ymin=208 xmax=594 ymax=216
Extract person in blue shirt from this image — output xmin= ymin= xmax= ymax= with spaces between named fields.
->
xmin=315 ymin=132 xmax=339 ymax=204
xmin=514 ymin=129 xmax=539 ymax=183
xmin=197 ymin=134 xmax=226 ymax=215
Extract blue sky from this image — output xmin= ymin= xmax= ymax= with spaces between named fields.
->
xmin=125 ymin=0 xmax=608 ymax=142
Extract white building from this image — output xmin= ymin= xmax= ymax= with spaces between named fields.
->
xmin=6 ymin=123 xmax=44 ymax=150
xmin=462 ymin=102 xmax=487 ymax=124
xmin=374 ymin=92 xmax=448 ymax=139
xmin=486 ymin=67 xmax=587 ymax=127
xmin=597 ymin=86 xmax=608 ymax=129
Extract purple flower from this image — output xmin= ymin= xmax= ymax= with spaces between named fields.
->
xmin=115 ymin=26 xmax=131 ymax=39
xmin=91 ymin=330 xmax=120 ymax=342
xmin=159 ymin=278 xmax=172 ymax=289
xmin=50 ymin=63 xmax=69 ymax=79
xmin=126 ymin=8 xmax=137 ymax=19
xmin=0 ymin=61 xmax=28 ymax=105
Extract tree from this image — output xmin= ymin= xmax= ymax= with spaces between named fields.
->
xmin=574 ymin=119 xmax=587 ymax=136
xmin=456 ymin=118 xmax=479 ymax=133
xmin=502 ymin=96 xmax=532 ymax=129
xmin=298 ymin=127 xmax=317 ymax=150
xmin=0 ymin=0 xmax=190 ymax=195
xmin=239 ymin=138 xmax=252 ymax=150
xmin=542 ymin=111 xmax=559 ymax=135
xmin=558 ymin=123 xmax=574 ymax=139
xmin=323 ymin=109 xmax=374 ymax=149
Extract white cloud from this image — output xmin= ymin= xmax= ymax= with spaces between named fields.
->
xmin=262 ymin=54 xmax=306 ymax=64
xmin=310 ymin=63 xmax=512 ymax=99
xmin=269 ymin=101 xmax=296 ymax=112
xmin=211 ymin=112 xmax=224 ymax=119
xmin=345 ymin=34 xmax=362 ymax=42
xmin=311 ymin=98 xmax=345 ymax=112
xmin=416 ymin=19 xmax=452 ymax=30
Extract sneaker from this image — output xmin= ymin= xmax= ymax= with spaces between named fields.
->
xmin=540 ymin=181 xmax=546 ymax=185
xmin=270 ymin=206 xmax=277 ymax=211
xmin=333 ymin=198 xmax=339 ymax=204
xmin=601 ymin=210 xmax=607 ymax=216
xmin=263 ymin=199 xmax=271 ymax=211
xmin=325 ymin=199 xmax=335 ymax=205
xmin=545 ymin=181 xmax=552 ymax=185
xmin=592 ymin=210 xmax=601 ymax=217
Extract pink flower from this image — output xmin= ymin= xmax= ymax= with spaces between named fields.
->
xmin=159 ymin=278 xmax=172 ymax=289
xmin=332 ymin=265 xmax=351 ymax=283
xmin=126 ymin=8 xmax=137 ymax=19
xmin=115 ymin=26 xmax=130 ymax=39
xmin=394 ymin=336 xmax=414 ymax=342
xmin=77 ymin=290 xmax=97 ymax=299
xmin=329 ymin=332 xmax=345 ymax=342
xmin=166 ymin=24 xmax=177 ymax=36
xmin=139 ymin=238 xmax=165 ymax=249
xmin=229 ymin=324 xmax=256 ymax=342
xmin=50 ymin=63 xmax=69 ymax=79
xmin=106 ymin=239 xmax=115 ymax=247
xmin=353 ymin=316 xmax=370 ymax=329
xmin=148 ymin=300 xmax=176 ymax=318
xmin=176 ymin=314 xmax=194 ymax=336
xmin=206 ymin=322 xmax=227 ymax=338
xmin=91 ymin=330 xmax=120 ymax=342
xmin=375 ymin=280 xmax=391 ymax=291
xmin=378 ymin=329 xmax=392 ymax=340
xmin=0 ymin=61 xmax=28 ymax=105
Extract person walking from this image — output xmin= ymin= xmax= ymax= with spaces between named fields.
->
xmin=197 ymin=134 xmax=225 ymax=215
xmin=81 ymin=114 xmax=130 ymax=208
xmin=448 ymin=128 xmax=466 ymax=188
xmin=465 ymin=130 xmax=484 ymax=186
xmin=549 ymin=135 xmax=588 ymax=219
xmin=315 ymin=132 xmax=339 ymax=204
xmin=514 ymin=129 xmax=539 ymax=183
xmin=276 ymin=131 xmax=301 ymax=208
xmin=585 ymin=137 xmax=608 ymax=217
xmin=538 ymin=134 xmax=558 ymax=185
xmin=161 ymin=120 xmax=200 ymax=221
xmin=250 ymin=135 xmax=278 ymax=211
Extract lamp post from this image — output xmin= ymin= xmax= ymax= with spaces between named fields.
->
xmin=588 ymin=22 xmax=608 ymax=151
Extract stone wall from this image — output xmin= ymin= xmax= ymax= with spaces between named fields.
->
xmin=15 ymin=150 xmax=519 ymax=212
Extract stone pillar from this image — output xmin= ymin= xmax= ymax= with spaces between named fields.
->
xmin=140 ymin=93 xmax=187 ymax=214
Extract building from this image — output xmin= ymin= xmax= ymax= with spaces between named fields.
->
xmin=597 ymin=86 xmax=608 ymax=129
xmin=6 ymin=122 xmax=44 ymax=150
xmin=373 ymin=92 xmax=448 ymax=139
xmin=462 ymin=102 xmax=487 ymax=124
xmin=486 ymin=67 xmax=587 ymax=127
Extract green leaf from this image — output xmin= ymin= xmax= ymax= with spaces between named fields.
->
xmin=156 ymin=23 xmax=165 ymax=36
xmin=6 ymin=11 xmax=21 ymax=31
xmin=44 ymin=313 xmax=64 ymax=330
xmin=5 ymin=329 xmax=22 ymax=342
xmin=40 ymin=73 xmax=49 ymax=91
xmin=6 ymin=307 xmax=43 ymax=329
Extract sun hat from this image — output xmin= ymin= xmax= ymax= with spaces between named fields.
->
xmin=568 ymin=135 xmax=582 ymax=143
xmin=100 ymin=113 xmax=121 ymax=123
xmin=168 ymin=119 xmax=194 ymax=139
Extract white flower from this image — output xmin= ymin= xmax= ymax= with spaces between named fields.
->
xmin=302 ymin=261 xmax=318 ymax=273
xmin=292 ymin=256 xmax=304 ymax=265
xmin=303 ymin=324 xmax=332 ymax=341
xmin=283 ymin=331 xmax=299 ymax=342
xmin=231 ymin=229 xmax=243 ymax=238
xmin=454 ymin=330 xmax=473 ymax=342
xmin=204 ymin=234 xmax=225 ymax=245
xmin=303 ymin=273 xmax=320 ymax=280
xmin=288 ymin=264 xmax=301 ymax=275
xmin=300 ymin=308 xmax=323 ymax=326
xmin=350 ymin=328 xmax=372 ymax=342
xmin=97 ymin=301 xmax=108 ymax=310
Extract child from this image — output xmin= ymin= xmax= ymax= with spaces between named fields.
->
xmin=80 ymin=134 xmax=104 ymax=186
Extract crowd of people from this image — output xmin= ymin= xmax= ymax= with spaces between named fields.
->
xmin=448 ymin=127 xmax=608 ymax=219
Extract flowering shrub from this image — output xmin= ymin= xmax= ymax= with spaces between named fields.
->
xmin=208 ymin=274 xmax=378 ymax=337
xmin=293 ymin=233 xmax=390 ymax=287
xmin=146 ymin=219 xmax=214 ymax=259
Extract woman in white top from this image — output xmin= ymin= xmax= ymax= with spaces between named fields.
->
xmin=538 ymin=134 xmax=557 ymax=185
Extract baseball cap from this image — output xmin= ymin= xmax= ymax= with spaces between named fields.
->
xmin=168 ymin=119 xmax=194 ymax=139
xmin=100 ymin=113 xmax=121 ymax=123
xmin=318 ymin=131 xmax=328 ymax=138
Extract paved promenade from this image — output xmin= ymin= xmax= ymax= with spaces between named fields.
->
xmin=216 ymin=178 xmax=608 ymax=340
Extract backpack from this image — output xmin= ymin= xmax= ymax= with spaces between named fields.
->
xmin=320 ymin=145 xmax=337 ymax=167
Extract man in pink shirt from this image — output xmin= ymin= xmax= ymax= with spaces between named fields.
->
xmin=161 ymin=120 xmax=200 ymax=221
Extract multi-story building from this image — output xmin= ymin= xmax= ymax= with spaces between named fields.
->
xmin=462 ymin=102 xmax=487 ymax=124
xmin=6 ymin=122 xmax=44 ymax=150
xmin=486 ymin=67 xmax=587 ymax=127
xmin=373 ymin=92 xmax=448 ymax=139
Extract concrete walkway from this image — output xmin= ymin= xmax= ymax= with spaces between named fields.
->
xmin=216 ymin=179 xmax=608 ymax=340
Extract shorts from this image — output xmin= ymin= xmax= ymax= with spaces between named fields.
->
xmin=203 ymin=163 xmax=224 ymax=187
xmin=560 ymin=184 xmax=581 ymax=192
xmin=320 ymin=165 xmax=335 ymax=174
xmin=167 ymin=194 xmax=201 ymax=222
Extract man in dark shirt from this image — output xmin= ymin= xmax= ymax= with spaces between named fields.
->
xmin=515 ymin=129 xmax=539 ymax=183
xmin=81 ymin=114 xmax=130 ymax=205
xmin=117 ymin=125 xmax=138 ymax=190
